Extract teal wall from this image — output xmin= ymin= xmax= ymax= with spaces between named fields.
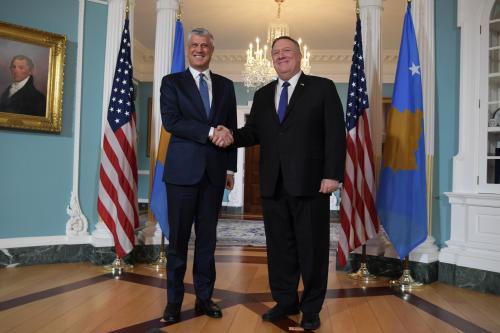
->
xmin=0 ymin=0 xmax=107 ymax=238
xmin=79 ymin=1 xmax=108 ymax=231
xmin=0 ymin=0 xmax=77 ymax=237
xmin=434 ymin=0 xmax=459 ymax=247
xmin=136 ymin=81 xmax=153 ymax=201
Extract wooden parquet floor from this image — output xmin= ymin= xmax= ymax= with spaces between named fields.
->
xmin=1 ymin=245 xmax=500 ymax=333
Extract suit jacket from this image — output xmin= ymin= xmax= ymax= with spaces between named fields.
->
xmin=0 ymin=76 xmax=46 ymax=117
xmin=160 ymin=69 xmax=237 ymax=187
xmin=233 ymin=73 xmax=346 ymax=197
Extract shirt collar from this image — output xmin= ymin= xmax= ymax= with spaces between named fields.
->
xmin=277 ymin=71 xmax=302 ymax=88
xmin=12 ymin=75 xmax=30 ymax=89
xmin=189 ymin=66 xmax=211 ymax=81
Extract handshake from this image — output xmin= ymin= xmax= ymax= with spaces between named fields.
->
xmin=210 ymin=125 xmax=234 ymax=148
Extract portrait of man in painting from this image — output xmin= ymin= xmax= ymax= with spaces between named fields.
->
xmin=0 ymin=22 xmax=65 ymax=132
xmin=0 ymin=39 xmax=49 ymax=117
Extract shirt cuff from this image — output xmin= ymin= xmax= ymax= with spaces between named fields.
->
xmin=226 ymin=171 xmax=235 ymax=175
xmin=208 ymin=127 xmax=215 ymax=137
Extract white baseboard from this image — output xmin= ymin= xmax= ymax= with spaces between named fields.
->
xmin=0 ymin=235 xmax=92 ymax=249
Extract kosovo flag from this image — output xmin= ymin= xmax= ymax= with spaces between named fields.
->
xmin=376 ymin=3 xmax=427 ymax=259
xmin=150 ymin=20 xmax=185 ymax=238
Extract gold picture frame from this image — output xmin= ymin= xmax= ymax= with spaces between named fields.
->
xmin=0 ymin=21 xmax=66 ymax=132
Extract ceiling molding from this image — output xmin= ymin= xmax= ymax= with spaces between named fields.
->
xmin=133 ymin=42 xmax=398 ymax=84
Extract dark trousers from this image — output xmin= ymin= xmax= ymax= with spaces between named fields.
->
xmin=261 ymin=176 xmax=330 ymax=314
xmin=166 ymin=173 xmax=225 ymax=305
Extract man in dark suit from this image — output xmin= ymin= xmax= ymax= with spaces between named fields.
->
xmin=0 ymin=55 xmax=46 ymax=117
xmin=214 ymin=36 xmax=346 ymax=330
xmin=160 ymin=27 xmax=237 ymax=323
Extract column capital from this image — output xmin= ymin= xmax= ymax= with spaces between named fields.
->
xmin=156 ymin=0 xmax=179 ymax=11
xmin=357 ymin=0 xmax=384 ymax=9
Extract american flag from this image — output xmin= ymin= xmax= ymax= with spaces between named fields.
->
xmin=97 ymin=18 xmax=139 ymax=258
xmin=337 ymin=15 xmax=379 ymax=266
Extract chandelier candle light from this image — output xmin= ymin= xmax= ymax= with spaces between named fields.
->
xmin=242 ymin=0 xmax=311 ymax=88
xmin=243 ymin=38 xmax=275 ymax=88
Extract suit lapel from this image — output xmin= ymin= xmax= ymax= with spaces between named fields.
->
xmin=210 ymin=71 xmax=223 ymax=122
xmin=182 ymin=69 xmax=208 ymax=120
xmin=265 ymin=80 xmax=280 ymax=124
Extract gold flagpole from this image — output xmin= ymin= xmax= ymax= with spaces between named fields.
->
xmin=103 ymin=0 xmax=134 ymax=276
xmin=348 ymin=0 xmax=377 ymax=282
xmin=386 ymin=0 xmax=426 ymax=293
xmin=178 ymin=0 xmax=183 ymax=21
xmin=387 ymin=0 xmax=426 ymax=292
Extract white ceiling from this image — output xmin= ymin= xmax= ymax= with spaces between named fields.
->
xmin=134 ymin=0 xmax=407 ymax=52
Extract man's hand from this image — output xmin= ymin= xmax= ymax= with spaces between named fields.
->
xmin=211 ymin=125 xmax=234 ymax=147
xmin=225 ymin=174 xmax=235 ymax=190
xmin=319 ymin=179 xmax=340 ymax=194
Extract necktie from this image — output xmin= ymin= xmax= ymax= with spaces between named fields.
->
xmin=199 ymin=73 xmax=211 ymax=117
xmin=277 ymin=81 xmax=290 ymax=123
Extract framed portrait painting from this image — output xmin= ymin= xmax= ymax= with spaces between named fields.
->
xmin=0 ymin=21 xmax=66 ymax=132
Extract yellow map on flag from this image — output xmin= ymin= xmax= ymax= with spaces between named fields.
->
xmin=382 ymin=107 xmax=423 ymax=171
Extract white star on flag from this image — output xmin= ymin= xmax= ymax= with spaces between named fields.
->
xmin=409 ymin=62 xmax=420 ymax=76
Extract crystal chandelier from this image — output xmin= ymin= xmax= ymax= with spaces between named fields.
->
xmin=242 ymin=0 xmax=311 ymax=88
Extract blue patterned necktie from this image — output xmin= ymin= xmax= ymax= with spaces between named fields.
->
xmin=199 ymin=72 xmax=211 ymax=117
xmin=277 ymin=81 xmax=290 ymax=123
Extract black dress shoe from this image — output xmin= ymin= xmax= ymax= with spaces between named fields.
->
xmin=262 ymin=305 xmax=300 ymax=322
xmin=301 ymin=313 xmax=320 ymax=330
xmin=195 ymin=299 xmax=222 ymax=318
xmin=163 ymin=303 xmax=181 ymax=323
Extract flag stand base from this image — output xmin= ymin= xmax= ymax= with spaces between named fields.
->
xmin=389 ymin=257 xmax=423 ymax=291
xmin=349 ymin=245 xmax=377 ymax=281
xmin=147 ymin=250 xmax=167 ymax=271
xmin=104 ymin=256 xmax=133 ymax=276
xmin=349 ymin=262 xmax=378 ymax=281
xmin=389 ymin=269 xmax=423 ymax=291
xmin=147 ymin=235 xmax=167 ymax=271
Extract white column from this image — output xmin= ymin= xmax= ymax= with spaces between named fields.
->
xmin=358 ymin=0 xmax=385 ymax=256
xmin=152 ymin=0 xmax=178 ymax=152
xmin=359 ymin=0 xmax=384 ymax=178
xmin=409 ymin=0 xmax=439 ymax=263
xmin=66 ymin=0 xmax=89 ymax=240
xmin=139 ymin=0 xmax=179 ymax=244
xmin=66 ymin=0 xmax=88 ymax=240
xmin=93 ymin=0 xmax=128 ymax=246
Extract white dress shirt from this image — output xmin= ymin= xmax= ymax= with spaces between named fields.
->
xmin=274 ymin=71 xmax=302 ymax=111
xmin=9 ymin=76 xmax=30 ymax=97
xmin=189 ymin=66 xmax=213 ymax=106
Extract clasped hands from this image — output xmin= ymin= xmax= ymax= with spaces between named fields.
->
xmin=211 ymin=125 xmax=233 ymax=148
